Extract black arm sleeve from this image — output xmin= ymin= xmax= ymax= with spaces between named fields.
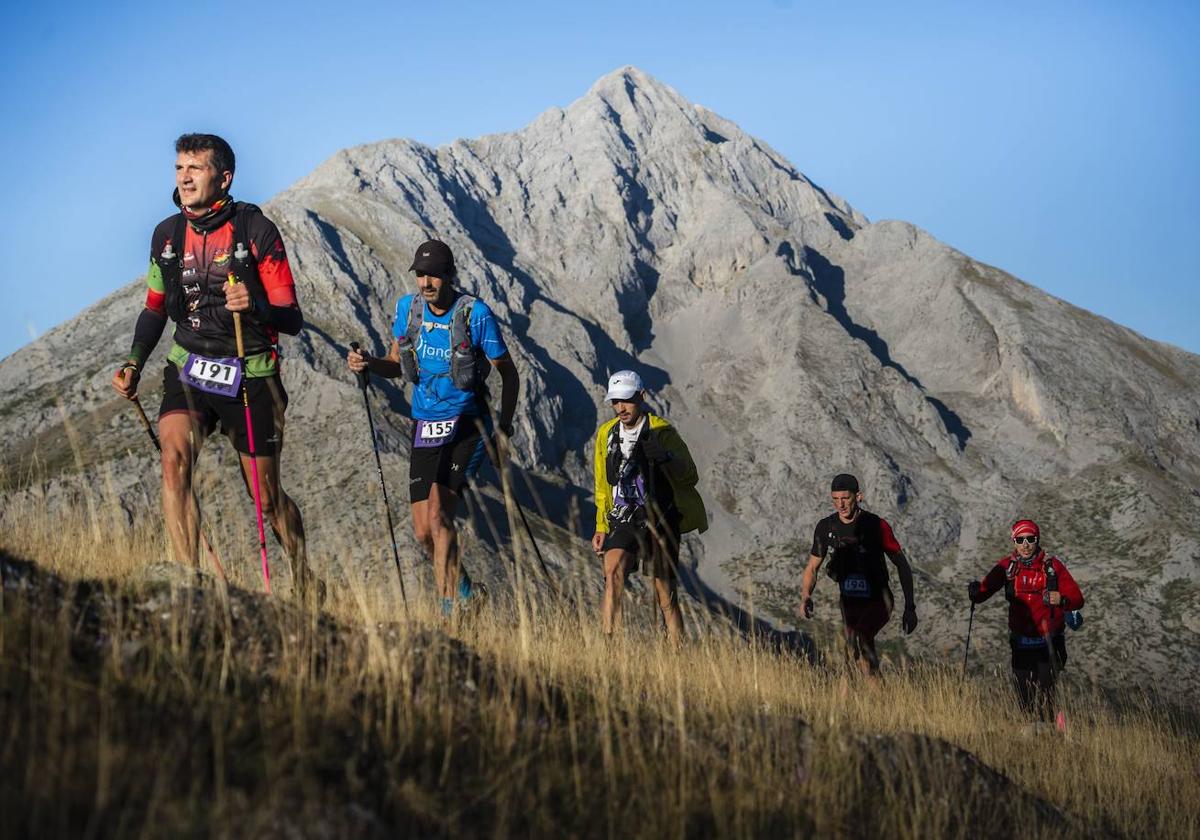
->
xmin=247 ymin=300 xmax=304 ymax=335
xmin=498 ymin=366 xmax=519 ymax=431
xmin=272 ymin=304 xmax=302 ymax=335
xmin=129 ymin=307 xmax=168 ymax=368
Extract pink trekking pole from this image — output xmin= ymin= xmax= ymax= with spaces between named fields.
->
xmin=229 ymin=252 xmax=270 ymax=593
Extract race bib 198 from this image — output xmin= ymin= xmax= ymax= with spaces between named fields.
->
xmin=182 ymin=353 xmax=242 ymax=398
xmin=414 ymin=416 xmax=459 ymax=448
xmin=840 ymin=574 xmax=872 ymax=599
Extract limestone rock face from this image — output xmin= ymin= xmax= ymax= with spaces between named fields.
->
xmin=3 ymin=66 xmax=1198 ymax=691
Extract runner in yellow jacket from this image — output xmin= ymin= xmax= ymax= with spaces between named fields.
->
xmin=592 ymin=370 xmax=707 ymax=642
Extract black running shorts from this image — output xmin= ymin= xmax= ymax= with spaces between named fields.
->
xmin=602 ymin=519 xmax=682 ymax=579
xmin=159 ymin=363 xmax=287 ymax=456
xmin=1010 ymin=634 xmax=1067 ymax=672
xmin=409 ymin=417 xmax=486 ymax=503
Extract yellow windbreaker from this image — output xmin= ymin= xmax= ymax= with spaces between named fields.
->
xmin=592 ymin=413 xmax=708 ymax=535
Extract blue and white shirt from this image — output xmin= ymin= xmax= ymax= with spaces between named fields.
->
xmin=392 ymin=292 xmax=508 ymax=421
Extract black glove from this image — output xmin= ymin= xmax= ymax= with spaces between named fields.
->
xmin=967 ymin=581 xmax=980 ymax=602
xmin=640 ymin=430 xmax=669 ymax=463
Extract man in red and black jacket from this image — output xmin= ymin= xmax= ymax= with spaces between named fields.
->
xmin=111 ymin=133 xmax=321 ymax=600
xmin=798 ymin=473 xmax=918 ymax=676
xmin=968 ymin=519 xmax=1084 ymax=719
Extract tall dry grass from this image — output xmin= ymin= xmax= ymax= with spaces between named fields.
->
xmin=2 ymin=450 xmax=1199 ymax=838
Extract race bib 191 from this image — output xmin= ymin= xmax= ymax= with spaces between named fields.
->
xmin=413 ymin=416 xmax=459 ymax=448
xmin=182 ymin=353 xmax=242 ymax=398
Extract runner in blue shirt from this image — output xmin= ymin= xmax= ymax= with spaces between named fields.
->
xmin=348 ymin=240 xmax=520 ymax=614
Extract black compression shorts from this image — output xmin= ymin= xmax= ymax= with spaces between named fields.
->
xmin=409 ymin=417 xmax=486 ymax=503
xmin=159 ymin=363 xmax=287 ymax=456
xmin=602 ymin=520 xmax=682 ymax=579
xmin=1010 ymin=634 xmax=1067 ymax=672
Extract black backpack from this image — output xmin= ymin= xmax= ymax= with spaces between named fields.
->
xmin=157 ymin=202 xmax=265 ymax=324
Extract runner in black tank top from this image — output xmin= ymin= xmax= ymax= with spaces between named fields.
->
xmin=798 ymin=474 xmax=919 ymax=676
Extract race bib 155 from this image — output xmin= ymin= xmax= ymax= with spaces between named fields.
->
xmin=414 ymin=417 xmax=459 ymax=448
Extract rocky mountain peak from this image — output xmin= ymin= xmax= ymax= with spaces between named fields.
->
xmin=2 ymin=66 xmax=1197 ymax=693
xmin=577 ymin=64 xmax=705 ymax=136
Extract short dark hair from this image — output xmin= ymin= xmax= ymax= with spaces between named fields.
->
xmin=175 ymin=133 xmax=235 ymax=175
xmin=830 ymin=473 xmax=859 ymax=493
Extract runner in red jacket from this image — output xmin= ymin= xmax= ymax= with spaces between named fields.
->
xmin=968 ymin=519 xmax=1084 ymax=719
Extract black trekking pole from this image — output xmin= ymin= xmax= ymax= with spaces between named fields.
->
xmin=474 ymin=417 xmax=554 ymax=583
xmin=512 ymin=487 xmax=552 ymax=581
xmin=1041 ymin=566 xmax=1061 ymax=722
xmin=351 ymin=342 xmax=408 ymax=613
xmin=962 ymin=600 xmax=976 ymax=678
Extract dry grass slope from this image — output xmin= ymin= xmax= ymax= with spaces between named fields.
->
xmin=2 ymin=471 xmax=1198 ymax=839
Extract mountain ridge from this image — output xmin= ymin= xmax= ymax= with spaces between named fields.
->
xmin=2 ymin=65 xmax=1197 ymax=691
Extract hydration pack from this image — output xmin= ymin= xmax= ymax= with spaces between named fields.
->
xmin=603 ymin=420 xmax=678 ymax=527
xmin=154 ymin=203 xmax=272 ymax=357
xmin=821 ymin=511 xmax=889 ymax=594
xmin=157 ymin=203 xmax=265 ymax=323
xmin=1004 ymin=551 xmax=1058 ymax=605
xmin=395 ymin=292 xmax=492 ymax=391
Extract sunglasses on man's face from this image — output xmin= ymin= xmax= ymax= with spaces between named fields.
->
xmin=1013 ymin=535 xmax=1038 ymax=545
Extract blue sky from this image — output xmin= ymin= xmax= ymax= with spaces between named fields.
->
xmin=1 ymin=0 xmax=1196 ymax=359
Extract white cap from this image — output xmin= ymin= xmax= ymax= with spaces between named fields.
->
xmin=605 ymin=369 xmax=644 ymax=401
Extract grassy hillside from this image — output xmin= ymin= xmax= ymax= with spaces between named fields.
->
xmin=2 ymin=484 xmax=1197 ymax=839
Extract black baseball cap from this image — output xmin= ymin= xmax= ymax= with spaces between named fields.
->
xmin=409 ymin=239 xmax=455 ymax=279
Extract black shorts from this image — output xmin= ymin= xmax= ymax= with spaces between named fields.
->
xmin=602 ymin=519 xmax=682 ymax=579
xmin=1010 ymin=634 xmax=1067 ymax=672
xmin=409 ymin=417 xmax=486 ymax=503
xmin=159 ymin=363 xmax=287 ymax=456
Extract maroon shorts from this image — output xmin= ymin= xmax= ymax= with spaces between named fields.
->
xmin=840 ymin=592 xmax=893 ymax=642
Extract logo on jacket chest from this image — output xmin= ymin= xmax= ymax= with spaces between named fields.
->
xmin=182 ymin=246 xmax=231 ymax=270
